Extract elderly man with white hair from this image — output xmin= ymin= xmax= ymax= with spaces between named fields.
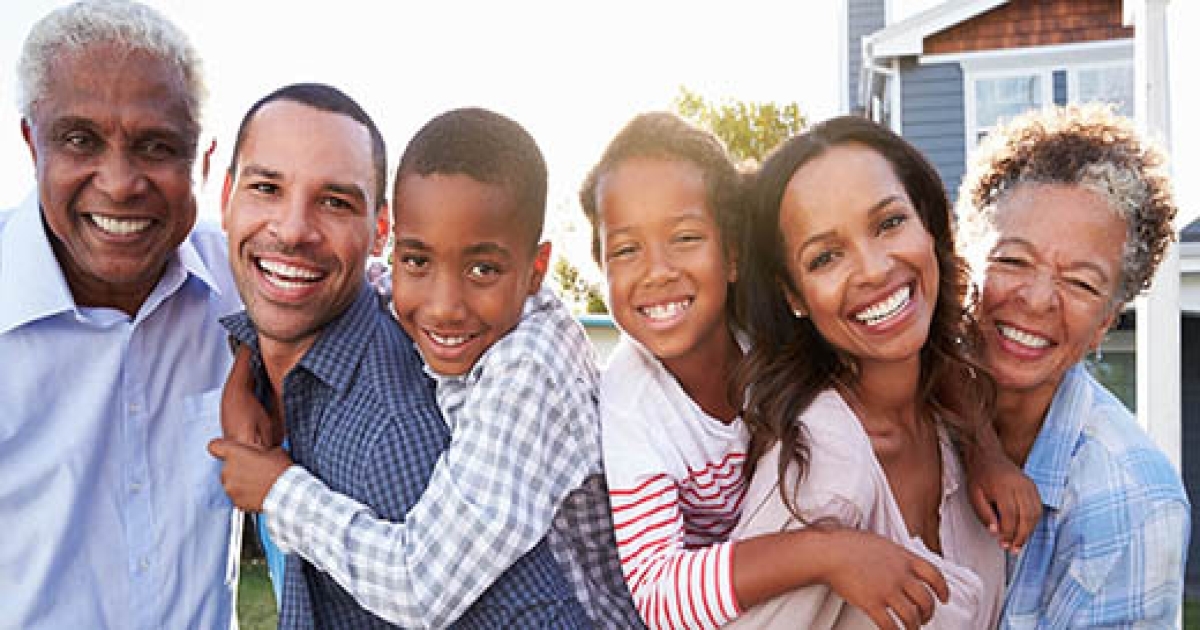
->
xmin=0 ymin=1 xmax=240 ymax=628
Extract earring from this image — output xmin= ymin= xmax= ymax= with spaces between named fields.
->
xmin=792 ymin=308 xmax=806 ymax=319
xmin=1095 ymin=344 xmax=1104 ymax=363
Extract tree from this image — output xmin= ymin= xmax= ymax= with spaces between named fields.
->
xmin=672 ymin=87 xmax=807 ymax=164
xmin=552 ymin=256 xmax=608 ymax=314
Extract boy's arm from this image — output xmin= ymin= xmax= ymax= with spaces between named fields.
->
xmin=962 ymin=420 xmax=1042 ymax=551
xmin=253 ymin=357 xmax=591 ymax=628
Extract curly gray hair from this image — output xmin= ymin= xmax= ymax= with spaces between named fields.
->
xmin=956 ymin=104 xmax=1177 ymax=306
xmin=17 ymin=0 xmax=206 ymax=128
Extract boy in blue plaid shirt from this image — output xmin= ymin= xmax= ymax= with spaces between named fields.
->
xmin=215 ymin=107 xmax=641 ymax=629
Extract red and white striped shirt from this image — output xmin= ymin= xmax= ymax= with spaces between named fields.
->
xmin=601 ymin=337 xmax=750 ymax=630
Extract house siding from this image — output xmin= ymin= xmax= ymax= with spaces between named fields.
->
xmin=898 ymin=59 xmax=965 ymax=200
xmin=926 ymin=0 xmax=1131 ymax=54
xmin=848 ymin=0 xmax=886 ymax=113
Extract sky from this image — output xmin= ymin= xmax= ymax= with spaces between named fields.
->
xmin=1 ymin=0 xmax=1196 ymax=275
xmin=0 ymin=0 xmax=843 ymax=276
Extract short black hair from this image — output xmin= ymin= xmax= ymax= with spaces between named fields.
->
xmin=394 ymin=107 xmax=547 ymax=250
xmin=227 ymin=83 xmax=387 ymax=211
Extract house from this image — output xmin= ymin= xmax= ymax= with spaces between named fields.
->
xmin=847 ymin=0 xmax=1199 ymax=591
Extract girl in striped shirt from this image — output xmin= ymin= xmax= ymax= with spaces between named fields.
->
xmin=579 ymin=112 xmax=956 ymax=630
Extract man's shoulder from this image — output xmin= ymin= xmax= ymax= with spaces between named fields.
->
xmin=356 ymin=317 xmax=441 ymax=419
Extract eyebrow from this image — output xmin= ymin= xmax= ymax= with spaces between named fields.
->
xmin=464 ymin=242 xmax=512 ymax=258
xmin=239 ymin=164 xmax=281 ymax=181
xmin=796 ymin=195 xmax=902 ymax=254
xmin=239 ymin=165 xmax=367 ymax=204
xmin=324 ymin=182 xmax=368 ymax=205
xmin=994 ymin=237 xmax=1113 ymax=281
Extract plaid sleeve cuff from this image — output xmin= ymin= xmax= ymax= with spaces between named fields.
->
xmin=263 ymin=465 xmax=359 ymax=558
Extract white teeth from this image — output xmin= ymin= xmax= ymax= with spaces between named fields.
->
xmin=998 ymin=324 xmax=1050 ymax=349
xmin=90 ymin=214 xmax=152 ymax=235
xmin=429 ymin=332 xmax=471 ymax=347
xmin=855 ymin=285 xmax=911 ymax=326
xmin=258 ymin=259 xmax=322 ymax=281
xmin=641 ymin=299 xmax=690 ymax=322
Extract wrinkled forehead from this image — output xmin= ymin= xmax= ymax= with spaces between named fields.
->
xmin=34 ymin=47 xmax=195 ymax=142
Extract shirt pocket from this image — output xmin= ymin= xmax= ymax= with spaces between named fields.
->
xmin=183 ymin=389 xmax=234 ymax=510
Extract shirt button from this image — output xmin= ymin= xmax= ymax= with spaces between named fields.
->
xmin=130 ymin=482 xmax=143 ymax=493
xmin=139 ymin=558 xmax=150 ymax=572
xmin=129 ymin=402 xmax=141 ymax=413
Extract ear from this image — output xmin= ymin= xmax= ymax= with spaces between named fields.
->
xmin=1088 ymin=305 xmax=1121 ymax=354
xmin=528 ymin=241 xmax=552 ymax=295
xmin=781 ymin=280 xmax=806 ymax=318
xmin=219 ymin=171 xmax=234 ymax=231
xmin=372 ymin=203 xmax=391 ymax=257
xmin=21 ymin=119 xmax=36 ymax=165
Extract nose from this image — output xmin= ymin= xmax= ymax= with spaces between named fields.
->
xmin=641 ymin=242 xmax=680 ymax=287
xmin=424 ymin=272 xmax=467 ymax=324
xmin=268 ymin=197 xmax=320 ymax=248
xmin=1017 ymin=268 xmax=1059 ymax=313
xmin=854 ymin=241 xmax=891 ymax=286
xmin=94 ymin=149 xmax=148 ymax=202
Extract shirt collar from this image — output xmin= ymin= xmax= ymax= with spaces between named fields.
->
xmin=1023 ymin=363 xmax=1092 ymax=509
xmin=0 ymin=195 xmax=226 ymax=335
xmin=0 ymin=195 xmax=76 ymax=334
xmin=223 ymin=283 xmax=383 ymax=395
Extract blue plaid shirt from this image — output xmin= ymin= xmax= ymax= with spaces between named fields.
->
xmin=225 ymin=284 xmax=588 ymax=629
xmin=1000 ymin=364 xmax=1190 ymax=629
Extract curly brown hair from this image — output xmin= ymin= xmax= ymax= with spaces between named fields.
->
xmin=956 ymin=104 xmax=1177 ymax=306
xmin=734 ymin=115 xmax=994 ymax=519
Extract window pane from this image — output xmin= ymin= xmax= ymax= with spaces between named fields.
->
xmin=1076 ymin=65 xmax=1134 ymax=116
xmin=976 ymin=74 xmax=1044 ymax=130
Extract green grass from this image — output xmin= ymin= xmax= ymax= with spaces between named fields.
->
xmin=1186 ymin=597 xmax=1198 ymax=629
xmin=238 ymin=558 xmax=277 ymax=630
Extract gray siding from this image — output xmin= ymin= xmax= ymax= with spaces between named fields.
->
xmin=1183 ymin=315 xmax=1200 ymax=591
xmin=898 ymin=60 xmax=966 ymax=200
xmin=848 ymin=0 xmax=886 ymax=112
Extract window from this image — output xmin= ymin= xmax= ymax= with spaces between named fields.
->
xmin=959 ymin=42 xmax=1134 ymax=152
xmin=1074 ymin=64 xmax=1134 ymax=116
xmin=974 ymin=73 xmax=1045 ymax=141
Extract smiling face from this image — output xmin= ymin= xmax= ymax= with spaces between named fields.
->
xmin=390 ymin=173 xmax=549 ymax=376
xmin=976 ymin=183 xmax=1125 ymax=403
xmin=779 ymin=143 xmax=938 ymax=371
xmin=22 ymin=43 xmax=198 ymax=314
xmin=222 ymin=99 xmax=385 ymax=361
xmin=595 ymin=156 xmax=735 ymax=371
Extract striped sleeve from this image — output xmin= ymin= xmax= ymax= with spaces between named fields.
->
xmin=609 ymin=473 xmax=740 ymax=630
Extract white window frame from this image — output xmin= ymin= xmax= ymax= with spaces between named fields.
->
xmin=923 ymin=39 xmax=1133 ymax=157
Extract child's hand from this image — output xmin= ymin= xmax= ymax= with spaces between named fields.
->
xmin=824 ymin=529 xmax=949 ymax=630
xmin=221 ymin=345 xmax=283 ymax=448
xmin=965 ymin=446 xmax=1041 ymax=553
xmin=207 ymin=438 xmax=292 ymax=512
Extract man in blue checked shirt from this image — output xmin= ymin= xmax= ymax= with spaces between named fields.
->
xmin=0 ymin=2 xmax=240 ymax=628
xmin=207 ymin=85 xmax=588 ymax=629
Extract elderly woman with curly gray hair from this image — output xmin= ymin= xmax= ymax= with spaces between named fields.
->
xmin=956 ymin=104 xmax=1190 ymax=629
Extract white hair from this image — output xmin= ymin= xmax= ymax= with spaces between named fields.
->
xmin=17 ymin=0 xmax=206 ymax=127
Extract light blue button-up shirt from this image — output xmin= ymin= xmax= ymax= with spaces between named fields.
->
xmin=1000 ymin=363 xmax=1190 ymax=629
xmin=0 ymin=195 xmax=242 ymax=630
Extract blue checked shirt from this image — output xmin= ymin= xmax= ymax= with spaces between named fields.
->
xmin=263 ymin=286 xmax=641 ymax=629
xmin=230 ymin=284 xmax=587 ymax=629
xmin=1000 ymin=364 xmax=1190 ymax=629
